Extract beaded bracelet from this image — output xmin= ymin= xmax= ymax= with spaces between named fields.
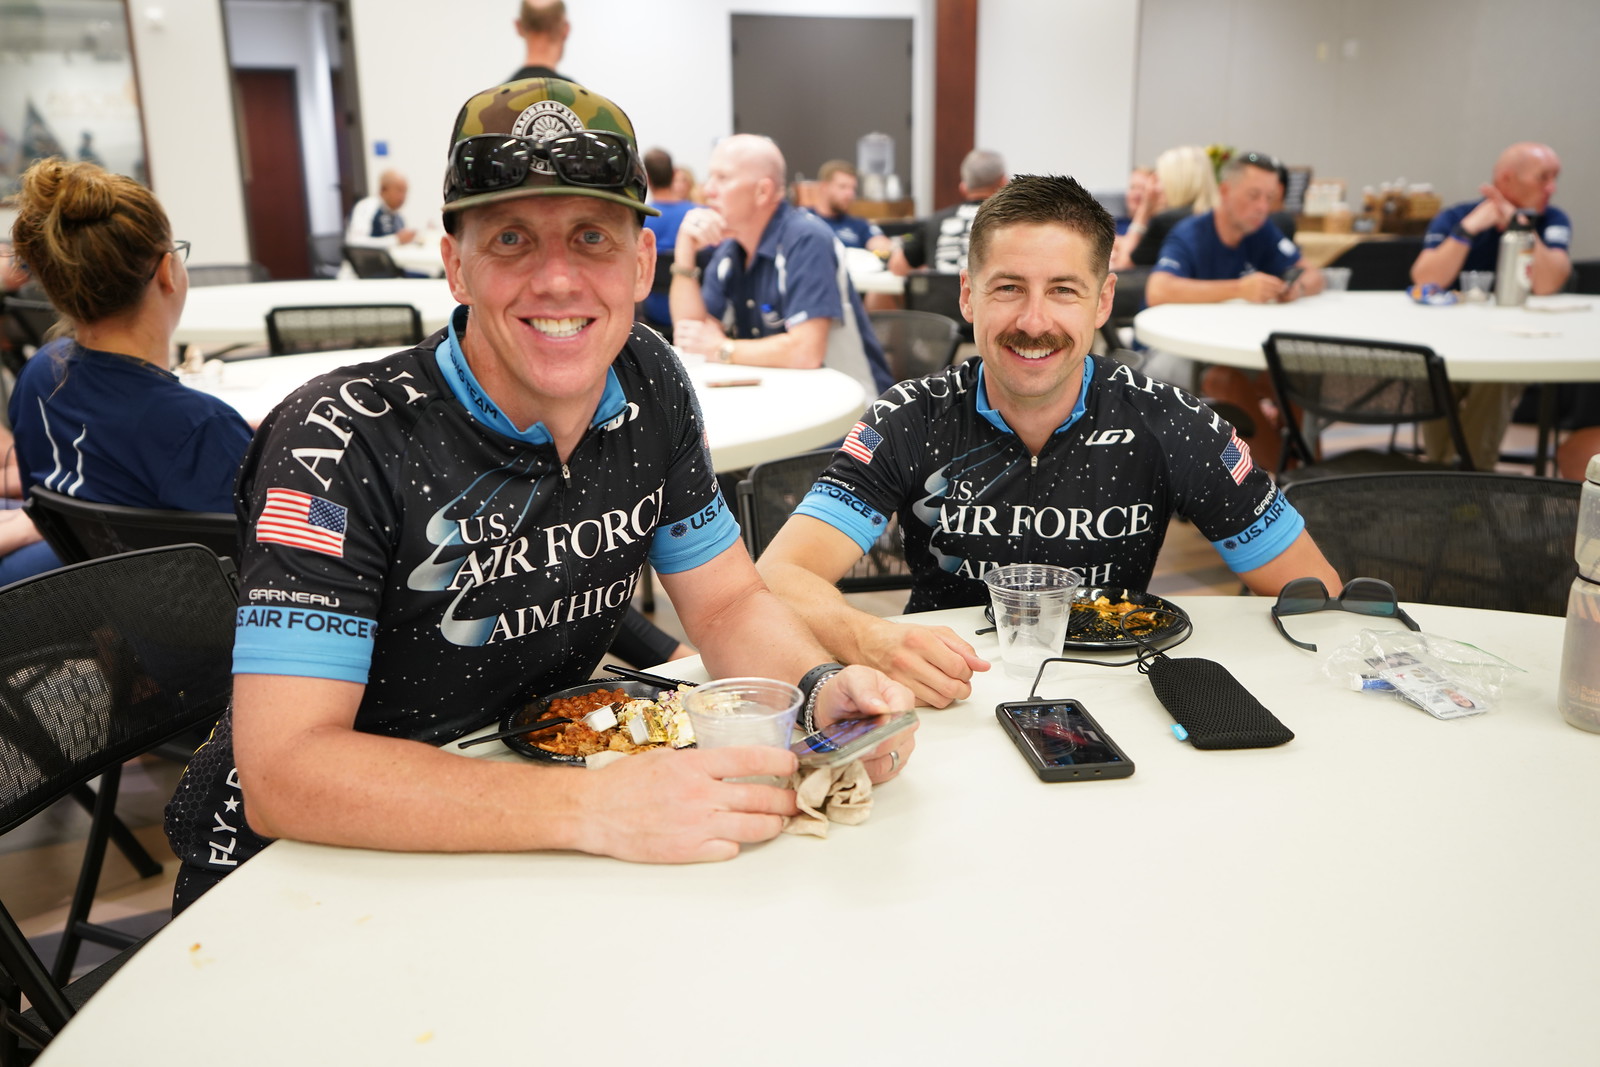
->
xmin=797 ymin=662 xmax=845 ymax=734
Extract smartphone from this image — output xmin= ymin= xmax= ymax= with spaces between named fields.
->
xmin=1278 ymin=266 xmax=1304 ymax=300
xmin=789 ymin=711 xmax=918 ymax=768
xmin=995 ymin=699 xmax=1134 ymax=782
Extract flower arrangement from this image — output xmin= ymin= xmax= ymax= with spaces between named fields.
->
xmin=1205 ymin=144 xmax=1234 ymax=181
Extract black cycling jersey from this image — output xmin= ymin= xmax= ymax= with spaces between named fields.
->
xmin=795 ymin=356 xmax=1305 ymax=613
xmin=165 ymin=311 xmax=738 ymax=911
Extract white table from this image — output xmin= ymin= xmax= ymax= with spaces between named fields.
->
xmin=188 ymin=348 xmax=865 ymax=472
xmin=846 ymin=246 xmax=905 ymax=295
xmin=39 ymin=598 xmax=1599 ymax=1065
xmin=1133 ymin=291 xmax=1600 ymax=384
xmin=176 ymin=279 xmax=461 ymax=349
xmin=385 ymin=233 xmax=446 ymax=278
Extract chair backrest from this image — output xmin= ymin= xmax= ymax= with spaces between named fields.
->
xmin=1283 ymin=471 xmax=1580 ymax=615
xmin=1571 ymin=258 xmax=1600 ymax=295
xmin=737 ymin=449 xmax=912 ymax=592
xmin=2 ymin=294 xmax=60 ymax=350
xmin=310 ymin=233 xmax=345 ymax=279
xmin=902 ymin=271 xmax=971 ymax=340
xmin=868 ymin=309 xmax=961 ymax=382
xmin=24 ymin=486 xmax=240 ymax=565
xmin=186 ymin=263 xmax=272 ymax=287
xmin=1325 ymin=236 xmax=1424 ymax=291
xmin=343 ymin=244 xmax=403 ymax=279
xmin=1263 ymin=331 xmax=1474 ymax=471
xmin=265 ymin=303 xmax=423 ymax=356
xmin=0 ymin=545 xmax=237 ymax=1037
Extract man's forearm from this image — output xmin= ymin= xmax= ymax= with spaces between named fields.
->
xmin=1531 ymin=243 xmax=1572 ymax=295
xmin=1411 ymin=243 xmax=1469 ymax=288
xmin=756 ymin=558 xmax=879 ymax=667
xmin=721 ymin=329 xmax=827 ymax=370
xmin=668 ymin=270 xmax=710 ymax=325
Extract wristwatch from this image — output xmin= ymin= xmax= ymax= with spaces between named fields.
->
xmin=669 ymin=263 xmax=701 ymax=280
xmin=1449 ymin=223 xmax=1474 ymax=245
xmin=714 ymin=340 xmax=735 ymax=364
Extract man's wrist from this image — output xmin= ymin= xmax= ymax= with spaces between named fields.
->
xmin=798 ymin=663 xmax=846 ymax=734
xmin=669 ymin=262 xmax=701 ymax=281
xmin=714 ymin=340 xmax=735 ymax=364
xmin=1449 ymin=222 xmax=1475 ymax=245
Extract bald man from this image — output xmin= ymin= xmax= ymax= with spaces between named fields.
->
xmin=345 ymin=168 xmax=416 ymax=249
xmin=1412 ymin=143 xmax=1573 ymax=466
xmin=669 ymin=134 xmax=892 ymax=397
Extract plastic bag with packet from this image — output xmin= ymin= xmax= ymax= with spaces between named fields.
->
xmin=1320 ymin=629 xmax=1525 ymax=719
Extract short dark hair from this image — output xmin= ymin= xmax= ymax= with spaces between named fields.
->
xmin=967 ymin=174 xmax=1115 ymax=278
xmin=517 ymin=0 xmax=566 ymax=35
xmin=1220 ymin=151 xmax=1281 ymax=185
xmin=643 ymin=147 xmax=674 ymax=190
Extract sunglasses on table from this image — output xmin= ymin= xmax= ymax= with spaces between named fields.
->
xmin=445 ymin=130 xmax=648 ymax=204
xmin=1270 ymin=576 xmax=1420 ymax=652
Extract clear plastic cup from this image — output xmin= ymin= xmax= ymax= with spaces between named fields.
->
xmin=1322 ymin=266 xmax=1352 ymax=292
xmin=982 ymin=564 xmax=1084 ymax=680
xmin=684 ymin=677 xmax=802 ymax=783
xmin=1459 ymin=271 xmax=1494 ymax=302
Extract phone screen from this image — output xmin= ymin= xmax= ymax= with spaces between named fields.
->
xmin=791 ymin=716 xmax=886 ymax=756
xmin=789 ymin=712 xmax=917 ymax=767
xmin=1002 ymin=703 xmax=1127 ymax=768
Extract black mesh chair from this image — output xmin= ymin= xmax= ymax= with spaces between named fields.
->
xmin=1263 ymin=332 xmax=1474 ymax=482
xmin=737 ymin=449 xmax=912 ymax=593
xmin=1 ymin=295 xmax=60 ymax=354
xmin=185 ymin=263 xmax=271 ymax=287
xmin=309 ymin=233 xmax=345 ymax=279
xmin=1099 ymin=265 xmax=1150 ymax=355
xmin=342 ymin=244 xmax=403 ymax=279
xmin=24 ymin=487 xmax=239 ymax=566
xmin=265 ymin=303 xmax=423 ymax=356
xmin=1325 ymin=236 xmax=1424 ymax=291
xmin=1283 ymin=472 xmax=1579 ymax=616
xmin=0 ymin=546 xmax=237 ymax=1058
xmin=902 ymin=271 xmax=971 ymax=342
xmin=868 ymin=310 xmax=961 ymax=382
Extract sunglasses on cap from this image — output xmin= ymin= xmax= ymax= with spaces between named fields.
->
xmin=445 ymin=130 xmax=647 ymax=206
xmin=1270 ymin=576 xmax=1420 ymax=652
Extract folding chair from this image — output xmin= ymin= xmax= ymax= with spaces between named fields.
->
xmin=867 ymin=309 xmax=961 ymax=383
xmin=265 ymin=304 xmax=423 ymax=356
xmin=185 ymin=263 xmax=271 ymax=287
xmin=1263 ymin=331 xmax=1474 ymax=483
xmin=902 ymin=271 xmax=972 ymax=342
xmin=0 ymin=546 xmax=236 ymax=1059
xmin=342 ymin=245 xmax=403 ymax=279
xmin=23 ymin=487 xmax=239 ymax=566
xmin=1283 ymin=471 xmax=1579 ymax=616
xmin=737 ymin=449 xmax=912 ymax=593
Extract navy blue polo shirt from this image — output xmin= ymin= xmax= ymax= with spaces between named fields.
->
xmin=1422 ymin=200 xmax=1572 ymax=280
xmin=702 ymin=201 xmax=892 ymax=394
xmin=1153 ymin=211 xmax=1301 ymax=281
xmin=809 ymin=209 xmax=884 ymax=250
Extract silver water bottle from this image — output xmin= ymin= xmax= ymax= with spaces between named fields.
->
xmin=1494 ymin=214 xmax=1534 ymax=306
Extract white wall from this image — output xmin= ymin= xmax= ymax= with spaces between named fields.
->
xmin=345 ymin=0 xmax=933 ymax=226
xmin=125 ymin=0 xmax=250 ymax=263
xmin=977 ymin=0 xmax=1141 ymax=196
xmin=225 ymin=0 xmax=345 ymax=237
xmin=1134 ymin=0 xmax=1600 ymax=256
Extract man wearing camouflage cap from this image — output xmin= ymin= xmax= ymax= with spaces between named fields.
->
xmin=164 ymin=78 xmax=914 ymax=912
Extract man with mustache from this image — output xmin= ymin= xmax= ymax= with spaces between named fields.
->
xmin=757 ymin=175 xmax=1339 ymax=708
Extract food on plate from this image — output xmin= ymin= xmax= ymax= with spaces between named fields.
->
xmin=1071 ymin=594 xmax=1164 ymax=636
xmin=530 ymin=685 xmax=696 ymax=757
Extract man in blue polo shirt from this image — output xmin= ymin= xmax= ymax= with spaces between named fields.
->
xmin=1145 ymin=151 xmax=1324 ymax=471
xmin=1410 ymin=142 xmax=1573 ymax=467
xmin=669 ymin=134 xmax=892 ymax=397
xmin=809 ymin=160 xmax=892 ymax=255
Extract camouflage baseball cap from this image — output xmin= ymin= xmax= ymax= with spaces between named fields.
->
xmin=442 ymin=77 xmax=658 ymax=217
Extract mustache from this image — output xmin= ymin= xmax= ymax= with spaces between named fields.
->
xmin=995 ymin=330 xmax=1071 ymax=353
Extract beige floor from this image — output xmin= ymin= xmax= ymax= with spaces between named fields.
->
xmin=9 ymin=421 xmax=1544 ymax=979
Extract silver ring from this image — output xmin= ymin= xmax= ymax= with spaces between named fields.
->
xmin=888 ymin=750 xmax=900 ymax=772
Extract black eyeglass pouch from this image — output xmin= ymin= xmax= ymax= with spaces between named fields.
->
xmin=1144 ymin=656 xmax=1294 ymax=749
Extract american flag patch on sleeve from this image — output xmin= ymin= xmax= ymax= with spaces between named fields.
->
xmin=1220 ymin=429 xmax=1254 ymax=485
xmin=840 ymin=421 xmax=883 ymax=465
xmin=257 ymin=487 xmax=348 ymax=557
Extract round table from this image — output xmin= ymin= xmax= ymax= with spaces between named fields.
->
xmin=36 ymin=598 xmax=1598 ymax=1066
xmin=385 ymin=233 xmax=446 ymax=278
xmin=176 ymin=279 xmax=461 ymax=349
xmin=187 ymin=348 xmax=865 ymax=472
xmin=1133 ymin=290 xmax=1600 ymax=383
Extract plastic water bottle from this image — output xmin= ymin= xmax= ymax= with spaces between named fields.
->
xmin=1494 ymin=214 xmax=1534 ymax=307
xmin=1558 ymin=454 xmax=1600 ymax=732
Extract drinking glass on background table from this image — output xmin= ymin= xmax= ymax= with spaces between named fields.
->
xmin=684 ymin=677 xmax=802 ymax=783
xmin=983 ymin=564 xmax=1083 ymax=680
xmin=1322 ymin=266 xmax=1352 ymax=292
xmin=1460 ymin=271 xmax=1494 ymax=302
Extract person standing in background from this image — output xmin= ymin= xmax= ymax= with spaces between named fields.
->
xmin=511 ymin=0 xmax=575 ymax=82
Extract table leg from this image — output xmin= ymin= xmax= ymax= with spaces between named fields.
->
xmin=1536 ymin=383 xmax=1556 ymax=477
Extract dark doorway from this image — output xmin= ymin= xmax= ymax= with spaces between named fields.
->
xmin=730 ymin=14 xmax=914 ymax=195
xmin=235 ymin=68 xmax=313 ymax=280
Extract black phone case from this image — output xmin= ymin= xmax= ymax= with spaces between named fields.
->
xmin=996 ymin=700 xmax=1136 ymax=782
xmin=1145 ymin=657 xmax=1294 ymax=749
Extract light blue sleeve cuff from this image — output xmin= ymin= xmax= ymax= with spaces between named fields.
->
xmin=1212 ymin=498 xmax=1306 ymax=574
xmin=650 ymin=496 xmax=742 ymax=573
xmin=793 ymin=483 xmax=886 ymax=554
xmin=233 ymin=606 xmax=375 ymax=684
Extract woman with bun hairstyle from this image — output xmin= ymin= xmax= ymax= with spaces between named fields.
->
xmin=6 ymin=159 xmax=253 ymax=571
